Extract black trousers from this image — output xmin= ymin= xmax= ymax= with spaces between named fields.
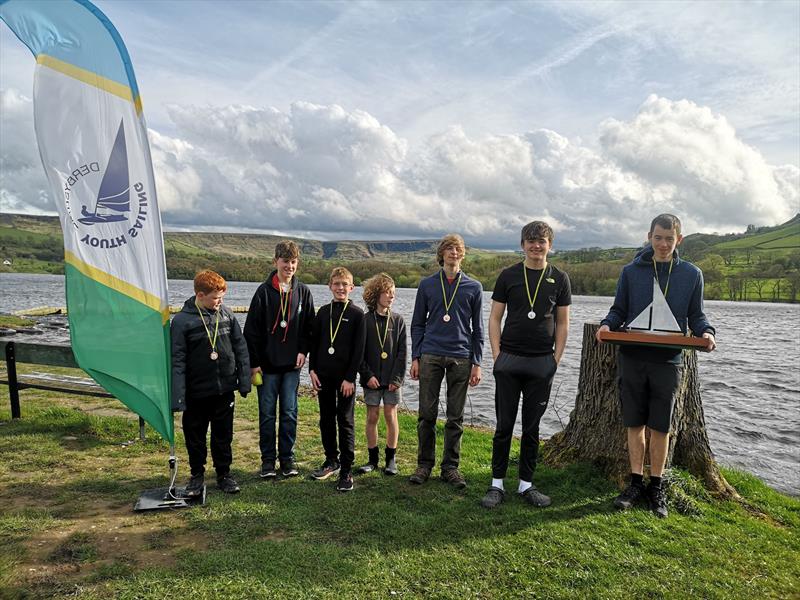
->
xmin=182 ymin=391 xmax=235 ymax=478
xmin=491 ymin=352 xmax=557 ymax=481
xmin=317 ymin=375 xmax=356 ymax=472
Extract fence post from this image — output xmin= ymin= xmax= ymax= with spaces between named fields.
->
xmin=139 ymin=416 xmax=145 ymax=441
xmin=4 ymin=342 xmax=21 ymax=419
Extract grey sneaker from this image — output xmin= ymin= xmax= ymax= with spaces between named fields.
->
xmin=647 ymin=484 xmax=668 ymax=518
xmin=614 ymin=483 xmax=645 ymax=510
xmin=311 ymin=460 xmax=340 ymax=480
xmin=185 ymin=473 xmax=204 ymax=498
xmin=383 ymin=457 xmax=398 ymax=476
xmin=440 ymin=468 xmax=467 ymax=489
xmin=519 ymin=486 xmax=551 ymax=507
xmin=481 ymin=486 xmax=505 ymax=509
xmin=355 ymin=462 xmax=377 ymax=475
xmin=217 ymin=475 xmax=241 ymax=494
xmin=409 ymin=466 xmax=431 ymax=485
xmin=259 ymin=461 xmax=277 ymax=479
xmin=280 ymin=461 xmax=299 ymax=478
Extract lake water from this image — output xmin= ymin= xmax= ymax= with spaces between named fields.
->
xmin=1 ymin=272 xmax=798 ymax=495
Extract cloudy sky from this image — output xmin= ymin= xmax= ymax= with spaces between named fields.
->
xmin=1 ymin=0 xmax=798 ymax=249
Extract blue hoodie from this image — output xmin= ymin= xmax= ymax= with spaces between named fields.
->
xmin=601 ymin=244 xmax=715 ymax=363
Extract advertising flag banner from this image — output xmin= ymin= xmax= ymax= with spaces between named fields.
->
xmin=1 ymin=0 xmax=173 ymax=443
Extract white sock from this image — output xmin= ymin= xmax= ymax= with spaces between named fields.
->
xmin=491 ymin=478 xmax=504 ymax=491
xmin=518 ymin=480 xmax=532 ymax=494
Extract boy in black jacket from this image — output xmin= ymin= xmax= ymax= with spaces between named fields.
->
xmin=356 ymin=273 xmax=406 ymax=476
xmin=309 ymin=267 xmax=366 ymax=492
xmin=244 ymin=241 xmax=315 ymax=479
xmin=171 ymin=270 xmax=251 ymax=496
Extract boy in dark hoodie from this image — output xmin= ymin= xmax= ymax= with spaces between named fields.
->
xmin=171 ymin=270 xmax=251 ymax=496
xmin=244 ymin=241 xmax=315 ymax=479
xmin=309 ymin=267 xmax=366 ymax=492
xmin=597 ymin=214 xmax=716 ymax=518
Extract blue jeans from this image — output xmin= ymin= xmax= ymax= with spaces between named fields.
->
xmin=258 ymin=370 xmax=300 ymax=464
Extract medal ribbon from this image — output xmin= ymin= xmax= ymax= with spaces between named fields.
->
xmin=329 ymin=299 xmax=350 ymax=348
xmin=439 ymin=270 xmax=462 ymax=316
xmin=375 ymin=311 xmax=391 ymax=356
xmin=271 ymin=285 xmax=292 ymax=341
xmin=652 ymin=257 xmax=674 ymax=298
xmin=195 ymin=301 xmax=220 ymax=354
xmin=523 ymin=263 xmax=548 ymax=314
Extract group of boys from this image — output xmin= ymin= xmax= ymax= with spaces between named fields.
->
xmin=170 ymin=214 xmax=715 ymax=517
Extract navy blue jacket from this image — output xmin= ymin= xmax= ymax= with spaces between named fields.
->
xmin=411 ymin=270 xmax=484 ymax=364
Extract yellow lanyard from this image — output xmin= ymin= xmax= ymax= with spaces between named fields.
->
xmin=523 ymin=263 xmax=548 ymax=317
xmin=278 ymin=285 xmax=290 ymax=324
xmin=652 ymin=258 xmax=674 ymax=298
xmin=195 ymin=301 xmax=219 ymax=352
xmin=375 ymin=311 xmax=391 ymax=359
xmin=439 ymin=270 xmax=462 ymax=319
xmin=329 ymin=300 xmax=350 ymax=351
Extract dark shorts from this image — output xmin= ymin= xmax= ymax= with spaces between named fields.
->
xmin=618 ymin=352 xmax=682 ymax=433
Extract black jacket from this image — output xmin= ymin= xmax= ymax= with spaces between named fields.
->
xmin=243 ymin=271 xmax=315 ymax=373
xmin=359 ymin=310 xmax=407 ymax=389
xmin=171 ymin=298 xmax=251 ymax=411
xmin=309 ymin=301 xmax=366 ymax=382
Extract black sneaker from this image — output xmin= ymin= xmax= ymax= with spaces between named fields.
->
xmin=280 ymin=461 xmax=299 ymax=478
xmin=355 ymin=462 xmax=377 ymax=475
xmin=259 ymin=461 xmax=277 ymax=479
xmin=408 ymin=466 xmax=431 ymax=485
xmin=217 ymin=475 xmax=241 ymax=494
xmin=336 ymin=472 xmax=354 ymax=492
xmin=383 ymin=457 xmax=398 ymax=476
xmin=647 ymin=484 xmax=669 ymax=518
xmin=481 ymin=486 xmax=505 ymax=509
xmin=613 ymin=483 xmax=645 ymax=510
xmin=519 ymin=486 xmax=551 ymax=507
xmin=185 ymin=473 xmax=204 ymax=498
xmin=311 ymin=460 xmax=340 ymax=480
xmin=440 ymin=468 xmax=467 ymax=489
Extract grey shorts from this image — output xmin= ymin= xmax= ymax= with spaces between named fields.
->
xmin=363 ymin=388 xmax=401 ymax=406
xmin=618 ymin=352 xmax=682 ymax=434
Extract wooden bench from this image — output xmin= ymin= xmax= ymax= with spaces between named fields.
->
xmin=1 ymin=340 xmax=145 ymax=439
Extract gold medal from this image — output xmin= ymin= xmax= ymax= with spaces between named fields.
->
xmin=375 ymin=310 xmax=392 ymax=361
xmin=381 ymin=351 xmax=388 ymax=359
xmin=443 ymin=314 xmax=451 ymax=322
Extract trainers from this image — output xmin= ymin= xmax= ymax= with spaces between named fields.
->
xmin=311 ymin=460 xmax=340 ymax=480
xmin=519 ymin=486 xmax=551 ymax=507
xmin=647 ymin=483 xmax=668 ymax=518
xmin=440 ymin=468 xmax=467 ymax=489
xmin=481 ymin=486 xmax=505 ymax=509
xmin=355 ymin=462 xmax=377 ymax=475
xmin=185 ymin=473 xmax=204 ymax=498
xmin=383 ymin=457 xmax=398 ymax=476
xmin=408 ymin=466 xmax=431 ymax=485
xmin=217 ymin=475 xmax=241 ymax=494
xmin=259 ymin=461 xmax=277 ymax=479
xmin=336 ymin=472 xmax=354 ymax=492
xmin=613 ymin=483 xmax=645 ymax=510
xmin=280 ymin=461 xmax=299 ymax=478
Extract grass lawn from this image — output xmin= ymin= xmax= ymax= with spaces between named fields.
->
xmin=0 ymin=382 xmax=798 ymax=599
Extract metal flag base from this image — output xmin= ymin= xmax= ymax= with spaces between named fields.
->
xmin=133 ymin=447 xmax=205 ymax=512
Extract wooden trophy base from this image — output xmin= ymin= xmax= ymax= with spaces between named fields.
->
xmin=598 ymin=330 xmax=711 ymax=350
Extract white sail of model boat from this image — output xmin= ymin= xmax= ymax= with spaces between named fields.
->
xmin=627 ymin=278 xmax=682 ymax=334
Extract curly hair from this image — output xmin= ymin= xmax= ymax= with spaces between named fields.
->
xmin=362 ymin=273 xmax=395 ymax=310
xmin=436 ymin=233 xmax=466 ymax=266
xmin=194 ymin=270 xmax=227 ymax=294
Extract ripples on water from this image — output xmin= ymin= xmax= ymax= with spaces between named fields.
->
xmin=1 ymin=273 xmax=798 ymax=495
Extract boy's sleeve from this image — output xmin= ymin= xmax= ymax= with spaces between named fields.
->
xmin=299 ymin=289 xmax=315 ymax=357
xmin=170 ymin=316 xmax=188 ymax=412
xmin=391 ymin=314 xmax=407 ymax=387
xmin=601 ymin=268 xmax=629 ymax=330
xmin=243 ymin=287 xmax=264 ymax=368
xmin=687 ymin=269 xmax=715 ymax=337
xmin=470 ymin=283 xmax=484 ymax=365
xmin=345 ymin=309 xmax=367 ymax=383
xmin=230 ymin=312 xmax=251 ymax=397
xmin=410 ymin=283 xmax=427 ymax=360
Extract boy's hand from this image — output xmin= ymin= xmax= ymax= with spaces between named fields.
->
xmin=702 ymin=332 xmax=716 ymax=352
xmin=251 ymin=367 xmax=262 ymax=375
xmin=409 ymin=359 xmax=419 ymax=380
xmin=310 ymin=370 xmax=322 ymax=390
xmin=596 ymin=324 xmax=610 ymax=344
xmin=295 ymin=353 xmax=306 ymax=369
xmin=469 ymin=364 xmax=481 ymax=387
xmin=340 ymin=380 xmax=355 ymax=397
xmin=388 ymin=383 xmax=399 ymax=392
xmin=367 ymin=376 xmax=380 ymax=389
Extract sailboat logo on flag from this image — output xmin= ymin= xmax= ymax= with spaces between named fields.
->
xmin=79 ymin=120 xmax=130 ymax=226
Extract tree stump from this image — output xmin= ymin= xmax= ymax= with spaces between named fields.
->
xmin=542 ymin=322 xmax=737 ymax=498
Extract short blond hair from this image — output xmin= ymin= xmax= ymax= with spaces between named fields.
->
xmin=362 ymin=273 xmax=395 ymax=311
xmin=436 ymin=233 xmax=466 ymax=266
xmin=328 ymin=266 xmax=353 ymax=284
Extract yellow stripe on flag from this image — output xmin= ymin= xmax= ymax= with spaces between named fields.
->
xmin=64 ymin=251 xmax=169 ymax=323
xmin=37 ymin=54 xmax=143 ymax=115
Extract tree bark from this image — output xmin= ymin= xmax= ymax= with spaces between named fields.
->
xmin=542 ymin=322 xmax=737 ymax=498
